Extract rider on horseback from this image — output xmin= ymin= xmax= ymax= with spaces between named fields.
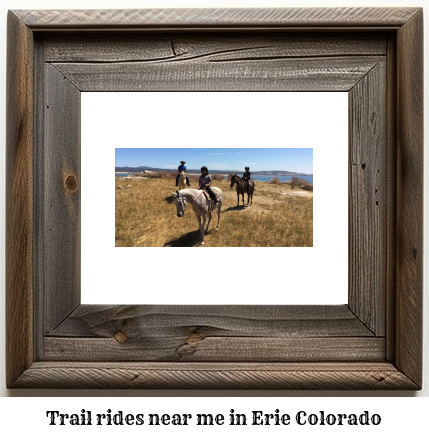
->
xmin=198 ymin=166 xmax=218 ymax=204
xmin=175 ymin=160 xmax=191 ymax=187
xmin=243 ymin=166 xmax=251 ymax=193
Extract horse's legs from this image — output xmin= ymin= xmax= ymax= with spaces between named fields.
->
xmin=241 ymin=193 xmax=245 ymax=208
xmin=196 ymin=215 xmax=205 ymax=244
xmin=216 ymin=202 xmax=221 ymax=229
xmin=205 ymin=212 xmax=212 ymax=234
xmin=201 ymin=214 xmax=207 ymax=244
xmin=236 ymin=192 xmax=239 ymax=208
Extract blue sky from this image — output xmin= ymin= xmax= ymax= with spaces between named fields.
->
xmin=115 ymin=148 xmax=313 ymax=174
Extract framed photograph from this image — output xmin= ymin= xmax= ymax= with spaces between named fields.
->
xmin=6 ymin=7 xmax=423 ymax=389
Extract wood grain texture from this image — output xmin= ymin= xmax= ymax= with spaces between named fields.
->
xmin=42 ymin=33 xmax=388 ymax=63
xmin=48 ymin=305 xmax=375 ymax=338
xmin=52 ymin=56 xmax=383 ymax=92
xmin=43 ymin=64 xmax=81 ymax=333
xmin=11 ymin=362 xmax=419 ymax=390
xmin=395 ymin=9 xmax=423 ymax=388
xmin=348 ymin=62 xmax=386 ymax=335
xmin=33 ymin=38 xmax=46 ymax=361
xmin=44 ymin=337 xmax=385 ymax=362
xmin=14 ymin=8 xmax=421 ymax=29
xmin=44 ymin=305 xmax=380 ymax=362
xmin=6 ymin=11 xmax=35 ymax=388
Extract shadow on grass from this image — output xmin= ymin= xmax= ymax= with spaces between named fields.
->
xmin=164 ymin=196 xmax=174 ymax=204
xmin=222 ymin=205 xmax=246 ymax=212
xmin=164 ymin=230 xmax=201 ymax=247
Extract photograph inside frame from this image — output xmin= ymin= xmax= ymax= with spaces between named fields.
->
xmin=115 ymin=147 xmax=313 ymax=247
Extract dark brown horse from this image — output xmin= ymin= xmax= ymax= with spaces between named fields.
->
xmin=230 ymin=174 xmax=255 ymax=208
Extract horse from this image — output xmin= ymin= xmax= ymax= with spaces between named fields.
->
xmin=177 ymin=172 xmax=188 ymax=190
xmin=172 ymin=188 xmax=223 ymax=245
xmin=230 ymin=174 xmax=255 ymax=208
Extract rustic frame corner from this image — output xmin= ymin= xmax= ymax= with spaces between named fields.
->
xmin=6 ymin=7 xmax=423 ymax=390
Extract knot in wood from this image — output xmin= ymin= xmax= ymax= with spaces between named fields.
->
xmin=114 ymin=331 xmax=128 ymax=343
xmin=186 ymin=333 xmax=203 ymax=344
xmin=65 ymin=174 xmax=78 ymax=193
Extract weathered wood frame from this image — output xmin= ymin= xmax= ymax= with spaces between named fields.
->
xmin=6 ymin=8 xmax=423 ymax=389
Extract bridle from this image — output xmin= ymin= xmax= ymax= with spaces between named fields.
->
xmin=176 ymin=187 xmax=208 ymax=211
xmin=230 ymin=174 xmax=241 ymax=187
xmin=176 ymin=192 xmax=187 ymax=210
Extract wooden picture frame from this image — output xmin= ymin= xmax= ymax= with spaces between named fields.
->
xmin=6 ymin=7 xmax=423 ymax=389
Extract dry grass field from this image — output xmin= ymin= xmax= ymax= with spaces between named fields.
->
xmin=115 ymin=176 xmax=313 ymax=247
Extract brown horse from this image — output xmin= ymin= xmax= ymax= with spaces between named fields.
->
xmin=230 ymin=174 xmax=255 ymax=208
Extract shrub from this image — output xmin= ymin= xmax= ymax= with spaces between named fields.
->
xmin=290 ymin=177 xmax=313 ymax=191
xmin=157 ymin=170 xmax=176 ymax=178
xmin=301 ymin=183 xmax=313 ymax=191
xmin=269 ymin=177 xmax=282 ymax=184
xmin=289 ymin=177 xmax=300 ymax=188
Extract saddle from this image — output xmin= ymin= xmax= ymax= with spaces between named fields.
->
xmin=243 ymin=180 xmax=253 ymax=193
xmin=202 ymin=191 xmax=219 ymax=211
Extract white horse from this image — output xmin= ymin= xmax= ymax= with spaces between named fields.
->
xmin=177 ymin=172 xmax=188 ymax=190
xmin=172 ymin=188 xmax=223 ymax=245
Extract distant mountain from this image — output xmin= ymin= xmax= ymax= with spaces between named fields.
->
xmin=250 ymin=170 xmax=312 ymax=176
xmin=115 ymin=166 xmax=312 ymax=176
xmin=115 ymin=165 xmax=164 ymax=172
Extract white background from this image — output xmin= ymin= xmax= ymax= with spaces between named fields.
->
xmin=0 ymin=0 xmax=427 ymax=417
xmin=81 ymin=92 xmax=348 ymax=305
xmin=1 ymin=397 xmax=429 ymax=433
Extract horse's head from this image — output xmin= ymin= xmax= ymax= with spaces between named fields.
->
xmin=230 ymin=174 xmax=236 ymax=188
xmin=172 ymin=190 xmax=186 ymax=217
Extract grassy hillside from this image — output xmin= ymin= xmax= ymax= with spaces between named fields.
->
xmin=115 ymin=176 xmax=313 ymax=247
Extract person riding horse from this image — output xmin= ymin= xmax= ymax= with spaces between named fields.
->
xmin=198 ymin=166 xmax=218 ymax=204
xmin=243 ymin=166 xmax=251 ymax=193
xmin=175 ymin=160 xmax=191 ymax=187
